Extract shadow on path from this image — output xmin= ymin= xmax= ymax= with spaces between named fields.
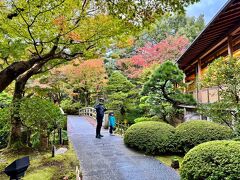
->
xmin=68 ymin=115 xmax=180 ymax=180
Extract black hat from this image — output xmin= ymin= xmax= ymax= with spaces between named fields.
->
xmin=99 ymin=98 xmax=104 ymax=102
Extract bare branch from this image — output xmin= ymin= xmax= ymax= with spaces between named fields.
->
xmin=29 ymin=0 xmax=65 ymax=27
xmin=12 ymin=3 xmax=41 ymax=58
xmin=36 ymin=60 xmax=67 ymax=74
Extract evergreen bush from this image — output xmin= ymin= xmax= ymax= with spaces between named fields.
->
xmin=60 ymin=99 xmax=82 ymax=115
xmin=20 ymin=97 xmax=66 ymax=148
xmin=124 ymin=121 xmax=175 ymax=154
xmin=180 ymin=140 xmax=240 ymax=180
xmin=134 ymin=116 xmax=162 ymax=123
xmin=175 ymin=120 xmax=233 ymax=153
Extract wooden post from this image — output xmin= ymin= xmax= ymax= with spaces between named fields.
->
xmin=76 ymin=166 xmax=81 ymax=180
xmin=207 ymin=88 xmax=210 ymax=103
xmin=59 ymin=128 xmax=62 ymax=145
xmin=53 ymin=129 xmax=56 ymax=144
xmin=197 ymin=59 xmax=202 ymax=103
xmin=217 ymin=87 xmax=220 ymax=101
xmin=183 ymin=76 xmax=186 ymax=93
xmin=228 ymin=35 xmax=233 ymax=57
xmin=52 ymin=145 xmax=55 ymax=157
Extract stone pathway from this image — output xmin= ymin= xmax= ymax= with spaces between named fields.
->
xmin=67 ymin=115 xmax=180 ymax=180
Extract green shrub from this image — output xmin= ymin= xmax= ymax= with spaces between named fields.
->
xmin=0 ymin=91 xmax=12 ymax=108
xmin=180 ymin=140 xmax=240 ymax=180
xmin=175 ymin=120 xmax=233 ymax=153
xmin=0 ymin=98 xmax=66 ymax=149
xmin=124 ymin=121 xmax=175 ymax=154
xmin=134 ymin=116 xmax=162 ymax=123
xmin=60 ymin=99 xmax=82 ymax=115
xmin=20 ymin=97 xmax=66 ymax=129
xmin=20 ymin=97 xmax=66 ymax=148
xmin=125 ymin=108 xmax=143 ymax=124
xmin=134 ymin=117 xmax=152 ymax=123
xmin=0 ymin=108 xmax=10 ymax=148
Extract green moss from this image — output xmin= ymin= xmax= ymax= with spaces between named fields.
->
xmin=23 ymin=167 xmax=57 ymax=180
xmin=157 ymin=155 xmax=183 ymax=167
xmin=0 ymin=143 xmax=79 ymax=179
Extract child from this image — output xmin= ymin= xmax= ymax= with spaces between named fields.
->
xmin=108 ymin=112 xmax=116 ymax=135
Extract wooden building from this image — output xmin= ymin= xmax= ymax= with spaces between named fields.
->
xmin=177 ymin=0 xmax=240 ymax=104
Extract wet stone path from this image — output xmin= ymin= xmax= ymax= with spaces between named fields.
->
xmin=68 ymin=115 xmax=180 ymax=180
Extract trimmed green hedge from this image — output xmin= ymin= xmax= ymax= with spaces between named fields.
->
xmin=134 ymin=116 xmax=162 ymax=123
xmin=180 ymin=140 xmax=240 ymax=180
xmin=124 ymin=121 xmax=175 ymax=154
xmin=175 ymin=120 xmax=233 ymax=153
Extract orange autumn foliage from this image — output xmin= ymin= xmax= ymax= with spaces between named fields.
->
xmin=55 ymin=59 xmax=108 ymax=93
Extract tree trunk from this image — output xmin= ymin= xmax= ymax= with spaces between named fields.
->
xmin=8 ymin=61 xmax=51 ymax=149
xmin=8 ymin=79 xmax=26 ymax=149
xmin=0 ymin=61 xmax=34 ymax=93
xmin=0 ymin=42 xmax=59 ymax=93
xmin=40 ymin=132 xmax=48 ymax=150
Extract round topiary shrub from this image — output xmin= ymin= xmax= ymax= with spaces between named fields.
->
xmin=180 ymin=140 xmax=240 ymax=180
xmin=124 ymin=121 xmax=175 ymax=154
xmin=175 ymin=120 xmax=233 ymax=153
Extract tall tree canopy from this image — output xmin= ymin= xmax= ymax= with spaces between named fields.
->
xmin=57 ymin=59 xmax=107 ymax=105
xmin=0 ymin=0 xmax=200 ymax=149
xmin=105 ymin=71 xmax=136 ymax=121
xmin=117 ymin=35 xmax=189 ymax=78
xmin=135 ymin=13 xmax=205 ymax=46
xmin=0 ymin=0 xmax=199 ymax=92
xmin=142 ymin=61 xmax=195 ymax=123
xmin=199 ymin=57 xmax=240 ymax=133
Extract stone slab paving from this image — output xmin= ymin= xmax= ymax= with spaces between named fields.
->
xmin=68 ymin=115 xmax=180 ymax=180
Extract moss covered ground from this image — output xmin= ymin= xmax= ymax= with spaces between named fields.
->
xmin=0 ymin=143 xmax=79 ymax=180
xmin=156 ymin=155 xmax=183 ymax=168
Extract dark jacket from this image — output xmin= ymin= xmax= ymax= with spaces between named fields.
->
xmin=95 ymin=104 xmax=107 ymax=118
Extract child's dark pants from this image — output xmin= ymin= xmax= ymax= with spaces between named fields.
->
xmin=109 ymin=126 xmax=113 ymax=134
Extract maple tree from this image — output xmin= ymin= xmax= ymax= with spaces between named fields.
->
xmin=0 ymin=0 xmax=199 ymax=149
xmin=0 ymin=0 xmax=200 ymax=92
xmin=117 ymin=35 xmax=189 ymax=78
xmin=0 ymin=1 xmax=129 ymax=148
xmin=54 ymin=59 xmax=108 ymax=106
xmin=26 ymin=70 xmax=68 ymax=104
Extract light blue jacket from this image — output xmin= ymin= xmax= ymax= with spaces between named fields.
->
xmin=109 ymin=115 xmax=116 ymax=127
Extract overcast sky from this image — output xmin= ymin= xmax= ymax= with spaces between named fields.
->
xmin=186 ymin=0 xmax=229 ymax=24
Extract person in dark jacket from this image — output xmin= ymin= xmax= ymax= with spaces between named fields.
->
xmin=94 ymin=98 xmax=107 ymax=139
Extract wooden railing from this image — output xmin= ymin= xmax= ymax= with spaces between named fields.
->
xmin=79 ymin=107 xmax=129 ymax=135
xmin=79 ymin=107 xmax=96 ymax=118
xmin=76 ymin=166 xmax=81 ymax=180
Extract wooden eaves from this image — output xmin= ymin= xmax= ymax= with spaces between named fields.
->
xmin=177 ymin=0 xmax=240 ymax=77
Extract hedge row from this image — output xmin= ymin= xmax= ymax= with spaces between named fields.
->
xmin=124 ymin=120 xmax=233 ymax=154
xmin=124 ymin=120 xmax=239 ymax=179
xmin=174 ymin=120 xmax=233 ymax=153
